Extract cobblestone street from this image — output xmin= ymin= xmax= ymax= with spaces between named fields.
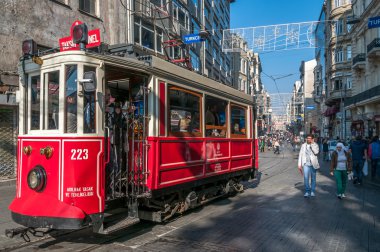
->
xmin=1 ymin=146 xmax=379 ymax=251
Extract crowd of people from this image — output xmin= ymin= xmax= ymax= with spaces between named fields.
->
xmin=259 ymin=134 xmax=288 ymax=154
xmin=297 ymin=134 xmax=380 ymax=200
xmin=258 ymin=132 xmax=380 ymax=199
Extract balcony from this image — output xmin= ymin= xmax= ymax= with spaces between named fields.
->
xmin=345 ymin=85 xmax=380 ymax=107
xmin=367 ymin=38 xmax=380 ymax=58
xmin=352 ymin=53 xmax=366 ymax=70
xmin=326 ymin=89 xmax=344 ymax=105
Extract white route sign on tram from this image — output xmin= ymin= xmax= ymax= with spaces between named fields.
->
xmin=222 ymin=21 xmax=325 ymax=52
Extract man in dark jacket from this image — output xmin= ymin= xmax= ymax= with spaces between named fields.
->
xmin=368 ymin=136 xmax=380 ymax=181
xmin=349 ymin=136 xmax=367 ymax=185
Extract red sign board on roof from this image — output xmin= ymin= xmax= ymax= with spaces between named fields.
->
xmin=59 ymin=20 xmax=101 ymax=52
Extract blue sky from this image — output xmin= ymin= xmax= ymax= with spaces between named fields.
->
xmin=230 ymin=0 xmax=325 ymax=94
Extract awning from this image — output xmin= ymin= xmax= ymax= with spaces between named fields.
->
xmin=322 ymin=106 xmax=339 ymax=116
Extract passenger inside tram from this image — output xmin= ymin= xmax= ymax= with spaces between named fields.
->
xmin=178 ymin=112 xmax=192 ymax=132
xmin=205 ymin=96 xmax=227 ymax=137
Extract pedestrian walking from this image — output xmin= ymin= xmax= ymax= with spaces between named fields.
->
xmin=323 ymin=138 xmax=329 ymax=161
xmin=330 ymin=143 xmax=352 ymax=199
xmin=368 ymin=135 xmax=380 ymax=181
xmin=274 ymin=139 xmax=280 ymax=154
xmin=349 ymin=136 xmax=367 ymax=185
xmin=298 ymin=134 xmax=320 ymax=198
xmin=260 ymin=139 xmax=265 ymax=152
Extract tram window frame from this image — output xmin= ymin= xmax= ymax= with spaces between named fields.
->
xmin=168 ymin=86 xmax=202 ymax=137
xmin=230 ymin=104 xmax=247 ymax=139
xmin=29 ymin=74 xmax=41 ymax=131
xmin=44 ymin=70 xmax=60 ymax=130
xmin=205 ymin=95 xmax=228 ymax=138
xmin=65 ymin=65 xmax=78 ymax=133
xmin=83 ymin=65 xmax=97 ymax=134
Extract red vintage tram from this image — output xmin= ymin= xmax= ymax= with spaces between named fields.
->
xmin=8 ymin=25 xmax=258 ymax=235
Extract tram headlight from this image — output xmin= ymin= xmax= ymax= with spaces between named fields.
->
xmin=27 ymin=166 xmax=46 ymax=192
xmin=72 ymin=23 xmax=88 ymax=45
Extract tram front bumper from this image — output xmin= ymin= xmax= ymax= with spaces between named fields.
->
xmin=9 ymin=195 xmax=88 ymax=229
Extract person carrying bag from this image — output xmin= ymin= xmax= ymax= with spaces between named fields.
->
xmin=330 ymin=143 xmax=352 ymax=199
xmin=298 ymin=134 xmax=320 ymax=198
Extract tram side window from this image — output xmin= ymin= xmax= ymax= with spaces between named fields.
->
xmin=205 ymin=96 xmax=227 ymax=137
xmin=30 ymin=75 xmax=41 ymax=130
xmin=83 ymin=66 xmax=96 ymax=133
xmin=230 ymin=105 xmax=247 ymax=138
xmin=45 ymin=71 xmax=60 ymax=130
xmin=168 ymin=86 xmax=202 ymax=137
xmin=65 ymin=65 xmax=77 ymax=133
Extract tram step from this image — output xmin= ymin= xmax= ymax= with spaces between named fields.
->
xmin=101 ymin=216 xmax=140 ymax=234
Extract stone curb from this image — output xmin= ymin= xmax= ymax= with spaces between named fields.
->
xmin=0 ymin=179 xmax=16 ymax=187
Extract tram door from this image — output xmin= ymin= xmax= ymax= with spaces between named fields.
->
xmin=104 ymin=70 xmax=149 ymax=215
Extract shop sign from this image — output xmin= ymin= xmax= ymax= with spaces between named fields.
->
xmin=59 ymin=20 xmax=101 ymax=52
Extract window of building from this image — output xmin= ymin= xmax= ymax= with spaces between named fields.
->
xmin=346 ymin=45 xmax=352 ymax=61
xmin=134 ymin=18 xmax=163 ymax=53
xmin=334 ymin=0 xmax=342 ymax=8
xmin=347 ymin=23 xmax=352 ymax=33
xmin=151 ymin=0 xmax=165 ymax=6
xmin=168 ymin=86 xmax=202 ymax=137
xmin=212 ymin=18 xmax=218 ymax=35
xmin=192 ymin=0 xmax=198 ymax=17
xmin=336 ymin=19 xmax=344 ymax=35
xmin=335 ymin=47 xmax=344 ymax=63
xmin=230 ymin=104 xmax=247 ymax=138
xmin=204 ymin=5 xmax=210 ymax=19
xmin=213 ymin=47 xmax=217 ymax=61
xmin=191 ymin=18 xmax=200 ymax=34
xmin=172 ymin=1 xmax=189 ymax=31
xmin=243 ymin=60 xmax=247 ymax=74
xmin=79 ymin=0 xmax=96 ymax=15
xmin=346 ymin=77 xmax=352 ymax=89
xmin=141 ymin=23 xmax=154 ymax=49
xmin=190 ymin=50 xmax=200 ymax=72
xmin=242 ymin=80 xmax=246 ymax=92
xmin=156 ymin=32 xmax=162 ymax=53
xmin=205 ymin=96 xmax=227 ymax=137
xmin=334 ymin=79 xmax=343 ymax=91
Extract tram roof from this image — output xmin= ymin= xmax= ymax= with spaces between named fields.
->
xmin=37 ymin=51 xmax=254 ymax=105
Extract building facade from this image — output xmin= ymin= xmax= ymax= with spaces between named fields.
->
xmin=314 ymin=5 xmax=329 ymax=138
xmin=323 ymin=0 xmax=353 ymax=140
xmin=287 ymin=80 xmax=304 ymax=137
xmin=0 ymin=0 xmax=237 ymax=178
xmin=346 ymin=0 xmax=380 ymax=138
xmin=300 ymin=60 xmax=318 ymax=136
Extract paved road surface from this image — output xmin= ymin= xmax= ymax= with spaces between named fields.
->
xmin=1 ymin=146 xmax=379 ymax=251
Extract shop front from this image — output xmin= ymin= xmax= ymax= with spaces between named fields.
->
xmin=351 ymin=120 xmax=364 ymax=137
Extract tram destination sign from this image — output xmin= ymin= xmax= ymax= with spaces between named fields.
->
xmin=368 ymin=16 xmax=380 ymax=29
xmin=183 ymin=34 xmax=205 ymax=44
xmin=59 ymin=20 xmax=101 ymax=51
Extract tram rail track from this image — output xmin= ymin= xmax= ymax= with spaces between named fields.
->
xmin=3 ymin=149 xmax=295 ymax=252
